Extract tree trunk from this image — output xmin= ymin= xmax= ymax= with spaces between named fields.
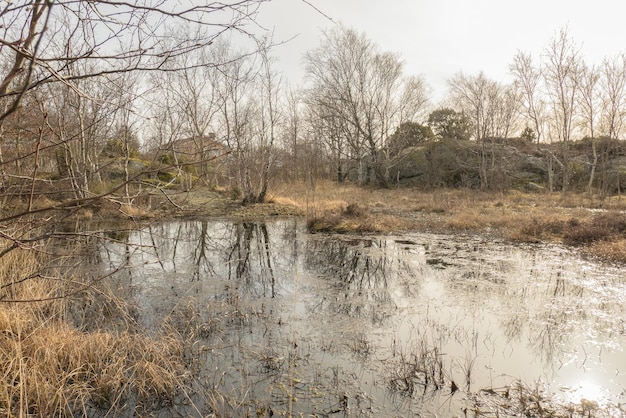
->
xmin=336 ymin=162 xmax=343 ymax=183
xmin=547 ymin=155 xmax=554 ymax=193
xmin=479 ymin=143 xmax=489 ymax=191
xmin=587 ymin=139 xmax=598 ymax=195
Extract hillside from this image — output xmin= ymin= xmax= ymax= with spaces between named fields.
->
xmin=387 ymin=137 xmax=626 ymax=194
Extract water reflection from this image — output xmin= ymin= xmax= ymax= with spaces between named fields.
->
xmin=87 ymin=219 xmax=626 ymax=416
xmin=304 ymin=238 xmax=406 ymax=324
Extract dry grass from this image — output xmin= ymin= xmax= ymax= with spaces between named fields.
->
xmin=587 ymin=238 xmax=626 ymax=263
xmin=266 ymin=195 xmax=300 ymax=208
xmin=0 ymin=323 xmax=185 ymax=416
xmin=0 ymin=246 xmax=188 ymax=417
xmin=31 ymin=196 xmax=57 ymax=210
xmin=306 ymin=201 xmax=407 ymax=233
xmin=274 ymin=181 xmax=626 ymax=263
xmin=119 ymin=202 xmax=149 ymax=219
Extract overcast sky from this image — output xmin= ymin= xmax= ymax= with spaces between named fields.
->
xmin=254 ymin=0 xmax=626 ymax=102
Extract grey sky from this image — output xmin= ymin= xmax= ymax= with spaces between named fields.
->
xmin=255 ymin=0 xmax=626 ymax=102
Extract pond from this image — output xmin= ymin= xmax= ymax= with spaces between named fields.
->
xmin=93 ymin=219 xmax=626 ymax=417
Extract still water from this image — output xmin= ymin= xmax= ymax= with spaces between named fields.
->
xmin=96 ymin=219 xmax=626 ymax=417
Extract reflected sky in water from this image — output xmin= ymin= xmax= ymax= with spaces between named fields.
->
xmin=95 ymin=219 xmax=626 ymax=416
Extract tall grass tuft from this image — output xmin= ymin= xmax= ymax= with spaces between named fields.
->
xmin=0 ymin=246 xmax=188 ymax=416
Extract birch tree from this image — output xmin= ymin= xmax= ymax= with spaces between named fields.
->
xmin=599 ymin=54 xmax=626 ymax=140
xmin=447 ymin=71 xmax=519 ymax=190
xmin=577 ymin=63 xmax=600 ymax=193
xmin=304 ymin=26 xmax=429 ymax=186
xmin=207 ymin=38 xmax=281 ymax=204
xmin=254 ymin=43 xmax=282 ymax=203
xmin=448 ymin=71 xmax=518 ymax=141
xmin=510 ymin=51 xmax=546 ymax=143
xmin=543 ymin=28 xmax=582 ymax=192
xmin=598 ymin=54 xmax=626 ymax=195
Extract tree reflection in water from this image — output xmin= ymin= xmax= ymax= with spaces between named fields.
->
xmin=86 ymin=219 xmax=626 ymax=416
xmin=303 ymin=237 xmax=416 ymax=325
xmin=225 ymin=222 xmax=276 ymax=298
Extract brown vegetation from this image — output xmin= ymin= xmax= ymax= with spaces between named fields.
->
xmin=2 ymin=181 xmax=625 ymax=415
xmin=272 ymin=181 xmax=626 ymax=263
xmin=0 ymin=247 xmax=189 ymax=416
xmin=307 ymin=202 xmax=404 ymax=233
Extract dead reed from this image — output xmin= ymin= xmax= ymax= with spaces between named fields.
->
xmin=0 ymin=246 xmax=189 ymax=417
xmin=386 ymin=326 xmax=619 ymax=417
xmin=388 ymin=334 xmax=447 ymax=396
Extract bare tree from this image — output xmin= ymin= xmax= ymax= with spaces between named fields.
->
xmin=146 ymin=26 xmax=223 ymax=186
xmin=543 ymin=27 xmax=582 ymax=192
xmin=207 ymin=38 xmax=281 ymax=203
xmin=447 ymin=71 xmax=519 ymax=189
xmin=209 ymin=40 xmax=257 ymax=199
xmin=45 ymin=71 xmax=117 ymax=199
xmin=303 ymin=97 xmax=350 ymax=182
xmin=510 ymin=51 xmax=546 ymax=143
xmin=599 ymin=54 xmax=626 ymax=140
xmin=397 ymin=76 xmax=430 ymax=123
xmin=448 ymin=71 xmax=489 ymax=141
xmin=282 ymin=86 xmax=304 ymax=181
xmin=596 ymin=54 xmax=626 ymax=195
xmin=304 ymin=26 xmax=429 ymax=186
xmin=448 ymin=71 xmax=518 ymax=141
xmin=107 ymin=71 xmax=143 ymax=204
xmin=254 ymin=42 xmax=282 ymax=203
xmin=304 ymin=83 xmax=354 ymax=183
xmin=577 ymin=63 xmax=600 ymax=193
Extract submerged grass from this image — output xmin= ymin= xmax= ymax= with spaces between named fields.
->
xmin=386 ymin=326 xmax=623 ymax=417
xmin=0 ymin=245 xmax=189 ymax=417
xmin=474 ymin=380 xmax=624 ymax=418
